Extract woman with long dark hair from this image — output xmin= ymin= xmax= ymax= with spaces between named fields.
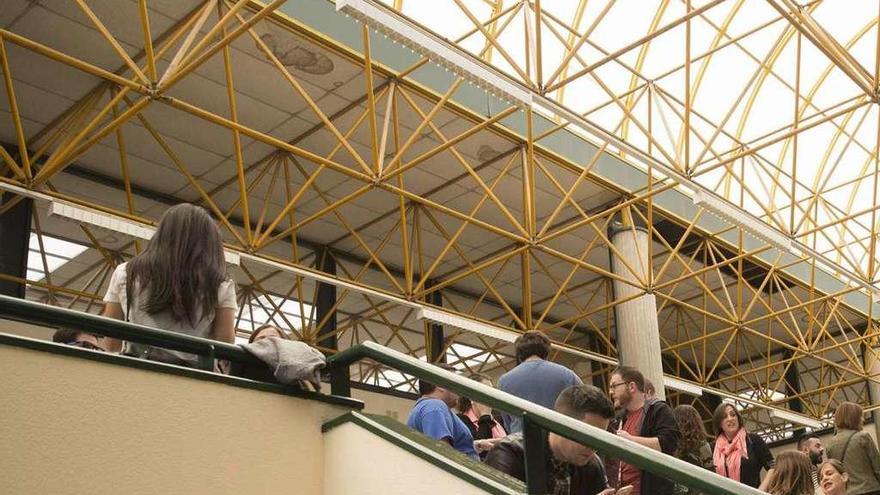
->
xmin=711 ymin=403 xmax=775 ymax=489
xmin=673 ymin=404 xmax=714 ymax=495
xmin=102 ymin=203 xmax=237 ymax=367
xmin=827 ymin=402 xmax=880 ymax=495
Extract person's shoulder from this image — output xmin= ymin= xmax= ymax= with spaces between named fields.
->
xmin=494 ymin=432 xmax=526 ymax=452
xmin=854 ymin=429 xmax=875 ymax=443
xmin=647 ymin=398 xmax=675 ymax=415
xmin=414 ymin=397 xmax=448 ymax=413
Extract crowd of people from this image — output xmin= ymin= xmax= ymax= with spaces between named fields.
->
xmin=407 ymin=330 xmax=880 ymax=495
xmin=44 ymin=203 xmax=880 ymax=495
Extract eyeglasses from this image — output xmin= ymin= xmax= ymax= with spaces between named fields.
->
xmin=608 ymin=381 xmax=629 ymax=389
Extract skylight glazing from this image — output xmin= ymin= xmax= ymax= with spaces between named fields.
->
xmin=381 ymin=0 xmax=880 ymax=285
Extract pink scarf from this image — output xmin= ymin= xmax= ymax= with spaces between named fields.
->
xmin=714 ymin=428 xmax=748 ymax=482
xmin=465 ymin=409 xmax=506 ymax=439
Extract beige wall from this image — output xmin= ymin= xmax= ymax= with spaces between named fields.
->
xmin=323 ymin=422 xmax=493 ymax=495
xmin=1 ymin=317 xmax=55 ymax=341
xmin=0 ymin=343 xmax=351 ymax=495
xmin=350 ymin=387 xmax=415 ymax=422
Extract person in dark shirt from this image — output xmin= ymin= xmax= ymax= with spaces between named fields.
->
xmin=607 ymin=366 xmax=680 ymax=495
xmin=711 ymin=403 xmax=775 ymax=489
xmin=486 ymin=384 xmax=615 ymax=495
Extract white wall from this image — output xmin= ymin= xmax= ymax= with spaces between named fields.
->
xmin=350 ymin=387 xmax=415 ymax=422
xmin=323 ymin=422 xmax=493 ymax=495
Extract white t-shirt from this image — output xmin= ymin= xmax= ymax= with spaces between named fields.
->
xmin=103 ymin=262 xmax=238 ymax=366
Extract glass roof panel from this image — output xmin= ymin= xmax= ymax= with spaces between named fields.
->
xmin=26 ymin=233 xmax=88 ymax=282
xmin=381 ymin=0 xmax=880 ymax=286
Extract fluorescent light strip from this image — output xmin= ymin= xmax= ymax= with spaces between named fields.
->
xmin=240 ymin=252 xmax=419 ymax=309
xmin=336 ymin=0 xmax=532 ymax=106
xmin=663 ymin=376 xmax=703 ymax=397
xmin=692 ymin=190 xmax=793 ymax=253
xmin=418 ymin=306 xmax=516 ymax=343
xmin=48 ymin=200 xmax=240 ymax=266
xmin=770 ymin=408 xmax=823 ymax=429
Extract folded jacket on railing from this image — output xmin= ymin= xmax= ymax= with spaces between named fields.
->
xmin=241 ymin=338 xmax=325 ymax=391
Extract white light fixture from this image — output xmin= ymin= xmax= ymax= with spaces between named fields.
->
xmin=336 ymin=0 xmax=532 ymax=106
xmin=49 ymin=200 xmax=241 ymax=266
xmin=770 ymin=408 xmax=823 ymax=429
xmin=241 ymin=252 xmax=418 ymax=309
xmin=692 ymin=189 xmax=793 ymax=253
xmin=417 ymin=306 xmax=517 ymax=342
xmin=663 ymin=376 xmax=703 ymax=397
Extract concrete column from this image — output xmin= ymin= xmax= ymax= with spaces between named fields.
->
xmin=0 ymin=196 xmax=32 ymax=298
xmin=609 ymin=223 xmax=665 ymax=400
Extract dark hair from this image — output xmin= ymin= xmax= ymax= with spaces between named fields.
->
xmin=797 ymin=436 xmax=819 ymax=451
xmin=248 ymin=324 xmax=290 ymax=343
xmin=418 ymin=363 xmax=458 ymax=396
xmin=834 ymin=402 xmax=864 ymax=431
xmin=514 ymin=331 xmax=550 ymax=363
xmin=765 ymin=451 xmax=814 ymax=495
xmin=611 ymin=366 xmax=645 ymax=392
xmin=126 ymin=204 xmax=227 ymax=327
xmin=456 ymin=373 xmax=492 ymax=413
xmin=674 ymin=404 xmax=709 ymax=457
xmin=644 ymin=379 xmax=655 ymax=396
xmin=712 ymin=403 xmax=744 ymax=436
xmin=52 ymin=328 xmax=84 ymax=344
xmin=555 ymin=384 xmax=615 ymax=420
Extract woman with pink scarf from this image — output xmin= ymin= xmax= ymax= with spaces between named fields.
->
xmin=456 ymin=373 xmax=507 ymax=458
xmin=711 ymin=403 xmax=776 ymax=489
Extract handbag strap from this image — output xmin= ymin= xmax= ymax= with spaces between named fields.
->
xmin=841 ymin=431 xmax=857 ymax=463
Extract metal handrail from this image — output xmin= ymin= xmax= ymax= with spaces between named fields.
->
xmin=327 ymin=341 xmax=763 ymax=495
xmin=0 ymin=294 xmax=262 ymax=370
xmin=0 ymin=294 xmax=761 ymax=495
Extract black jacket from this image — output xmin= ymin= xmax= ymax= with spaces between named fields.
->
xmin=606 ymin=399 xmax=681 ymax=495
xmin=486 ymin=432 xmax=609 ymax=495
xmin=712 ymin=432 xmax=774 ymax=489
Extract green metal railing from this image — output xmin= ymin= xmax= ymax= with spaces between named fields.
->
xmin=327 ymin=342 xmax=763 ymax=495
xmin=0 ymin=294 xmax=262 ymax=371
xmin=0 ymin=294 xmax=762 ymax=495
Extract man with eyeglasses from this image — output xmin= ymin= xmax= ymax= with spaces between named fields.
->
xmin=52 ymin=328 xmax=105 ymax=352
xmin=606 ymin=366 xmax=679 ymax=495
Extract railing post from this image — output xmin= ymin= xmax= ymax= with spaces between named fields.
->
xmin=330 ymin=363 xmax=351 ymax=397
xmin=522 ymin=412 xmax=549 ymax=494
xmin=197 ymin=344 xmax=215 ymax=371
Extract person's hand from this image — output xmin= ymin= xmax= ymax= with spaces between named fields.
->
xmin=474 ymin=438 xmax=502 ymax=453
xmin=598 ymin=488 xmax=617 ymax=495
xmin=616 ymin=429 xmax=633 ymax=440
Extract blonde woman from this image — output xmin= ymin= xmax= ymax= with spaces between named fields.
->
xmin=764 ymin=451 xmax=815 ymax=495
